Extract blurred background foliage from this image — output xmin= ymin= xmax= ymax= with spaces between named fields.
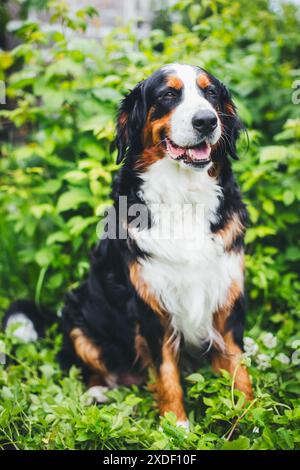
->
xmin=0 ymin=0 xmax=299 ymax=322
xmin=0 ymin=0 xmax=300 ymax=451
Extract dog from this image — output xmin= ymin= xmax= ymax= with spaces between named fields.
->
xmin=4 ymin=64 xmax=253 ymax=430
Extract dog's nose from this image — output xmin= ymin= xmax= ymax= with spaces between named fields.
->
xmin=192 ymin=110 xmax=218 ymax=135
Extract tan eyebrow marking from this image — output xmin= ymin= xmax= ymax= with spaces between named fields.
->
xmin=166 ymin=75 xmax=183 ymax=90
xmin=197 ymin=73 xmax=211 ymax=89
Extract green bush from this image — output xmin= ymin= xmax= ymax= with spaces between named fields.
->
xmin=0 ymin=0 xmax=299 ymax=450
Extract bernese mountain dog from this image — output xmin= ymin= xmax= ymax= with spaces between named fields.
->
xmin=4 ymin=64 xmax=253 ymax=430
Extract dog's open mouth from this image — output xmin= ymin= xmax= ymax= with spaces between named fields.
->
xmin=166 ymin=138 xmax=211 ymax=168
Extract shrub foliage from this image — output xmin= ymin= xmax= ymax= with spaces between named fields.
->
xmin=0 ymin=0 xmax=299 ymax=450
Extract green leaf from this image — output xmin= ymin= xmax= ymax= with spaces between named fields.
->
xmin=222 ymin=436 xmax=250 ymax=450
xmin=277 ymin=428 xmax=294 ymax=450
xmin=283 ymin=190 xmax=295 ymax=206
xmin=63 ymin=170 xmax=88 ymax=184
xmin=56 ymin=189 xmax=91 ymax=213
xmin=285 ymin=247 xmax=300 ymax=261
xmin=188 ymin=4 xmax=201 ymax=24
xmin=260 ymin=146 xmax=291 ymax=163
xmin=35 ymin=248 xmax=54 ymax=267
xmin=203 ymin=397 xmax=215 ymax=407
xmin=248 ymin=205 xmax=259 ymax=223
xmin=35 ymin=179 xmax=62 ymax=194
xmin=185 ymin=373 xmax=205 ymax=383
xmin=92 ymin=87 xmax=123 ymax=103
xmin=46 ymin=231 xmax=70 ymax=245
xmin=67 ymin=216 xmax=98 ymax=236
xmin=263 ymin=199 xmax=275 ymax=215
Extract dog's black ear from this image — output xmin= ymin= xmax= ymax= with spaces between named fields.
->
xmin=219 ymin=84 xmax=244 ymax=160
xmin=116 ymin=81 xmax=147 ymax=164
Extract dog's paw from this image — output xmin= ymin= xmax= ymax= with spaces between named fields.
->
xmin=85 ymin=386 xmax=109 ymax=405
xmin=176 ymin=420 xmax=190 ymax=432
xmin=159 ymin=419 xmax=190 ymax=433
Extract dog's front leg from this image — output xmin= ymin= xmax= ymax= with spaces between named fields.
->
xmin=154 ymin=336 xmax=189 ymax=429
xmin=130 ymin=262 xmax=188 ymax=428
xmin=212 ymin=282 xmax=253 ymax=402
xmin=211 ymin=336 xmax=253 ymax=401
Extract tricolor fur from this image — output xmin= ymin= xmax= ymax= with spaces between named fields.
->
xmin=4 ymin=64 xmax=253 ymax=426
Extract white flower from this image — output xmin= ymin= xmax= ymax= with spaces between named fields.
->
xmin=291 ymin=340 xmax=300 ymax=349
xmin=256 ymin=353 xmax=271 ymax=370
xmin=0 ymin=340 xmax=5 ymax=365
xmin=241 ymin=354 xmax=252 ymax=367
xmin=291 ymin=350 xmax=300 ymax=365
xmin=253 ymin=426 xmax=260 ymax=433
xmin=7 ymin=204 xmax=18 ymax=214
xmin=276 ymin=353 xmax=290 ymax=365
xmin=262 ymin=332 xmax=277 ymax=349
xmin=244 ymin=337 xmax=259 ymax=357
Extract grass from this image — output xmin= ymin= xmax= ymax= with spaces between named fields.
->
xmin=1 ymin=320 xmax=299 ymax=450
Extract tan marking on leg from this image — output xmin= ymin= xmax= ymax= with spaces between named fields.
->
xmin=213 ymin=280 xmax=243 ymax=345
xmin=70 ymin=328 xmax=109 ymax=379
xmin=154 ymin=337 xmax=187 ymax=421
xmin=134 ymin=325 xmax=152 ymax=369
xmin=212 ymin=280 xmax=253 ymax=401
xmin=211 ymin=334 xmax=253 ymax=401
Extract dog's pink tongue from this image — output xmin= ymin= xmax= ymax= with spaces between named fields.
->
xmin=167 ymin=139 xmax=211 ymax=161
xmin=166 ymin=139 xmax=185 ymax=159
xmin=188 ymin=143 xmax=211 ymax=161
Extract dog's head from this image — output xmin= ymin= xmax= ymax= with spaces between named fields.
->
xmin=116 ymin=64 xmax=242 ymax=170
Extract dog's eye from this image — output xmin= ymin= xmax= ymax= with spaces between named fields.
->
xmin=162 ymin=90 xmax=177 ymax=99
xmin=206 ymin=87 xmax=217 ymax=98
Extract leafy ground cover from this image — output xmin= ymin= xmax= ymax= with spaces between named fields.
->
xmin=0 ymin=0 xmax=299 ymax=450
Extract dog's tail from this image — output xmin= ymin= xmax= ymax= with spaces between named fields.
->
xmin=3 ymin=300 xmax=54 ymax=343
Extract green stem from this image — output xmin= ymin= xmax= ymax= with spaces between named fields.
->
xmin=35 ymin=266 xmax=47 ymax=307
xmin=226 ymin=398 xmax=258 ymax=441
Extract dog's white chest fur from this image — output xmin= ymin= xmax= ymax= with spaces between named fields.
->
xmin=132 ymin=159 xmax=243 ymax=348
